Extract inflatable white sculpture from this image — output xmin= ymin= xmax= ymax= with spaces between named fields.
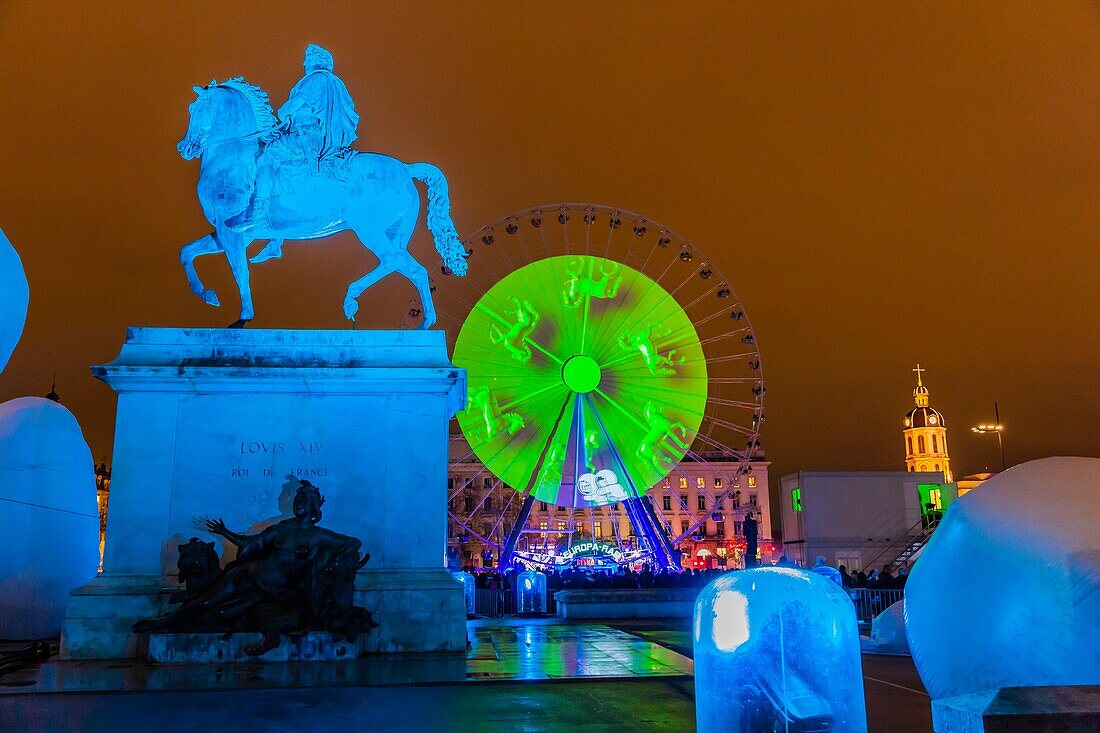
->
xmin=0 ymin=228 xmax=99 ymax=639
xmin=0 ymin=227 xmax=30 ymax=372
xmin=0 ymin=397 xmax=99 ymax=638
xmin=861 ymin=599 xmax=909 ymax=655
xmin=904 ymin=457 xmax=1100 ymax=700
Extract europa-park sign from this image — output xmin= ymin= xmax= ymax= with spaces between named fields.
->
xmin=560 ymin=540 xmax=624 ymax=563
xmin=515 ymin=540 xmax=652 ymax=569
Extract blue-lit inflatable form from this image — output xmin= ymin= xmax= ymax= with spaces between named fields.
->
xmin=454 ymin=571 xmax=476 ymax=616
xmin=516 ymin=570 xmax=548 ymax=615
xmin=0 ymin=397 xmax=99 ymax=638
xmin=905 ymin=457 xmax=1100 ymax=702
xmin=693 ymin=566 xmax=867 ymax=733
xmin=0 ymin=227 xmax=29 ymax=372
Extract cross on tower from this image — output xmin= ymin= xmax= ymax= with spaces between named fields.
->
xmin=913 ymin=363 xmax=925 ymax=387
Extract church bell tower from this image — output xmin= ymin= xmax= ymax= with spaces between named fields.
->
xmin=903 ymin=365 xmax=953 ymax=482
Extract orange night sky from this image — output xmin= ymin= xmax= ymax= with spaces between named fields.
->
xmin=0 ymin=2 xmax=1097 ymax=499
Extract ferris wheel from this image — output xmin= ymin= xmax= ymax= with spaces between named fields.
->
xmin=420 ymin=204 xmax=765 ymax=569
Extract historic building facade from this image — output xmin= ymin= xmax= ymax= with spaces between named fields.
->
xmin=447 ymin=441 xmax=773 ymax=570
xmin=903 ymin=365 xmax=953 ymax=482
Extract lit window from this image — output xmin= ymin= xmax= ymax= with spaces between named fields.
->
xmin=557 ymin=521 xmax=566 ymax=531
xmin=697 ymin=477 xmax=705 ymax=489
xmin=679 ymin=477 xmax=688 ymax=489
xmin=748 ymin=476 xmax=757 ymax=488
xmin=594 ymin=521 xmax=602 ymax=538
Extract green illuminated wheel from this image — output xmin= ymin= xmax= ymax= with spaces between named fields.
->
xmin=453 ymin=255 xmax=708 ymax=507
xmin=425 ymin=204 xmax=765 ymax=560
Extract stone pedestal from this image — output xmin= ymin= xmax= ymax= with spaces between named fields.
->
xmin=932 ymin=686 xmax=1100 ymax=732
xmin=61 ymin=328 xmax=466 ymax=659
xmin=149 ymin=632 xmax=367 ymax=663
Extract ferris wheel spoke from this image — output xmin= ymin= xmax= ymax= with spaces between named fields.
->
xmin=591 ymin=265 xmax=703 ymax=367
xmin=691 ymin=431 xmax=748 ymax=460
xmin=592 ymin=386 xmax=650 ymax=433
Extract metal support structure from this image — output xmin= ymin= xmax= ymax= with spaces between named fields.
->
xmin=500 ymin=393 xmax=574 ymax=567
xmin=623 ymin=496 xmax=679 ymax=570
xmin=499 ymin=494 xmax=536 ymax=566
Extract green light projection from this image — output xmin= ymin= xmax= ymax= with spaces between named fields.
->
xmin=454 ymin=255 xmax=708 ymax=508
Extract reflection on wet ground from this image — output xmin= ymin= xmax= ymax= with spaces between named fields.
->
xmin=466 ymin=623 xmax=693 ymax=680
xmin=0 ymin=618 xmax=932 ymax=732
xmin=0 ymin=621 xmax=691 ymax=695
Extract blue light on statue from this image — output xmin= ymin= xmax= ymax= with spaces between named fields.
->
xmin=693 ymin=567 xmax=867 ymax=733
xmin=176 ymin=44 xmax=468 ymax=328
xmin=516 ymin=569 xmax=547 ymax=615
xmin=454 ymin=571 xmax=476 ymax=616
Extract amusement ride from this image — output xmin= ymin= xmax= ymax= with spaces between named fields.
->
xmin=410 ymin=203 xmax=766 ymax=570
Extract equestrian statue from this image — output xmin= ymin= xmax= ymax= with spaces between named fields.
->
xmin=177 ymin=44 xmax=468 ymax=328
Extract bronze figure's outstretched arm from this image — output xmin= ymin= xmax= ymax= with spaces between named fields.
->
xmin=205 ymin=517 xmax=248 ymax=547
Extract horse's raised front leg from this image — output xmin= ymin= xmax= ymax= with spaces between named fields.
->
xmin=221 ymin=233 xmax=255 ymax=328
xmin=179 ymin=234 xmax=221 ymax=307
xmin=343 ymin=261 xmax=395 ymax=322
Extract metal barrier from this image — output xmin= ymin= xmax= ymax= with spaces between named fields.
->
xmin=473 ymin=585 xmax=899 ymax=621
xmin=473 ymin=588 xmax=558 ymax=617
xmin=847 ymin=588 xmax=904 ymax=622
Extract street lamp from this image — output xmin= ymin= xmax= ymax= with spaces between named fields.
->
xmin=971 ymin=402 xmax=1006 ymax=470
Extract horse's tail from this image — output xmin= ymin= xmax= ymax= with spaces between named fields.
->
xmin=406 ymin=162 xmax=468 ymax=276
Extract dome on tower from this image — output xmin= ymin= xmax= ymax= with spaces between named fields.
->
xmin=904 ymin=405 xmax=945 ymax=429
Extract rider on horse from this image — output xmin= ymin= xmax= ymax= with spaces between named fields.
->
xmin=226 ymin=44 xmax=360 ymax=235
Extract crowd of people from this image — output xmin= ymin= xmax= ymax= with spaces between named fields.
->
xmin=839 ymin=564 xmax=909 ymax=590
xmin=463 ymin=565 xmax=733 ymax=592
xmin=461 ymin=556 xmax=909 ymax=592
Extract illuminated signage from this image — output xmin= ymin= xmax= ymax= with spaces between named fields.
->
xmin=577 ymin=469 xmax=628 ymax=504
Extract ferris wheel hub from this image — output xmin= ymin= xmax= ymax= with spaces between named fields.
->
xmin=561 ymin=354 xmax=602 ymax=394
